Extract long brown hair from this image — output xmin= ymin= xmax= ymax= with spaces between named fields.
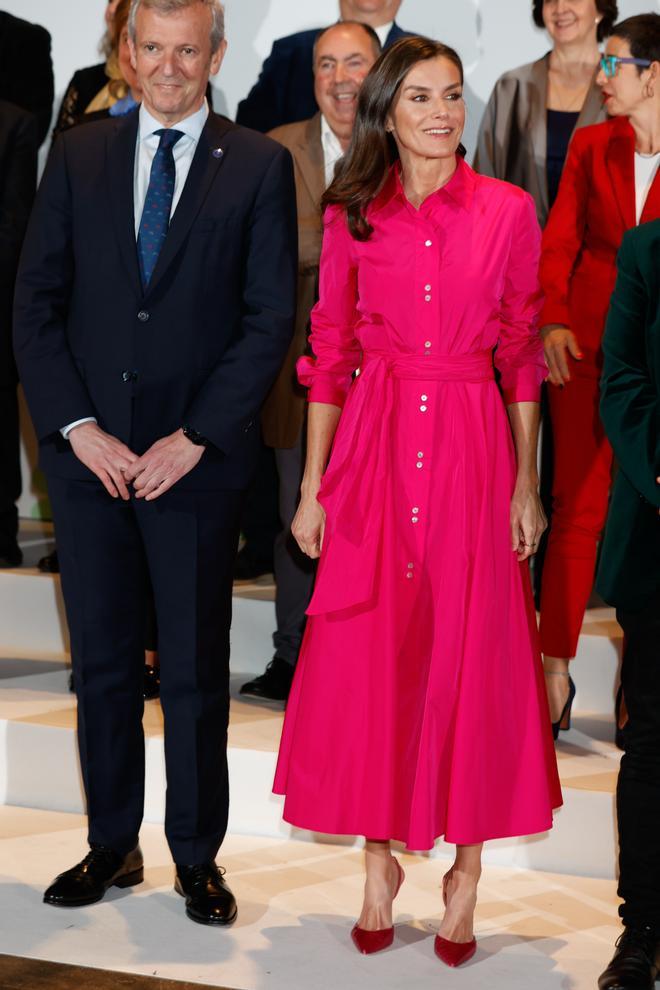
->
xmin=323 ymin=36 xmax=466 ymax=241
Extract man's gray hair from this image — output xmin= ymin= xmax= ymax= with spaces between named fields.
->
xmin=128 ymin=0 xmax=225 ymax=53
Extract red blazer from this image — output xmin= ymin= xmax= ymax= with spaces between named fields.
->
xmin=539 ymin=116 xmax=660 ymax=377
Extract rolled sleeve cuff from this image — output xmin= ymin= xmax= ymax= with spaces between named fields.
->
xmin=297 ymin=355 xmax=350 ymax=408
xmin=502 ymin=383 xmax=542 ymax=405
xmin=307 ymin=379 xmax=348 ymax=408
xmin=500 ymin=361 xmax=547 ymax=405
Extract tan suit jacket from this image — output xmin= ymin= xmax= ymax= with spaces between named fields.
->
xmin=262 ymin=113 xmax=325 ymax=448
xmin=473 ymin=52 xmax=605 ymax=227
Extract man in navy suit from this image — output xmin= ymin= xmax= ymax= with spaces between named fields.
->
xmin=14 ymin=0 xmax=296 ymax=927
xmin=236 ymin=0 xmax=409 ymax=132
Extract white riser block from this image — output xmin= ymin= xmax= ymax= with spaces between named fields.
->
xmin=1 ymin=715 xmax=618 ymax=880
xmin=572 ymin=634 xmax=622 ymax=716
xmin=0 ymin=569 xmax=275 ymax=675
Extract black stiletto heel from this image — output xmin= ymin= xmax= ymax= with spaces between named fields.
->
xmin=549 ymin=675 xmax=575 ymax=740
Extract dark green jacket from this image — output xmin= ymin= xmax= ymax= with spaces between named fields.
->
xmin=596 ymin=220 xmax=660 ymax=611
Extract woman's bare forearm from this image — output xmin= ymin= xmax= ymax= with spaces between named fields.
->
xmin=506 ymin=401 xmax=540 ymax=487
xmin=300 ymin=401 xmax=342 ymax=500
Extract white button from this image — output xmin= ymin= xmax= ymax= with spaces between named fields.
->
xmin=425 ymin=239 xmax=432 ymax=247
xmin=421 ymin=394 xmax=428 ymax=401
xmin=416 ymin=461 xmax=423 ymax=468
xmin=417 ymin=451 xmax=424 ymax=458
xmin=406 ymin=571 xmax=414 ymax=579
xmin=411 ymin=517 xmax=419 ymax=524
xmin=420 ymin=405 xmax=427 ymax=412
xmin=412 ymin=507 xmax=419 ymax=514
xmin=424 ymin=341 xmax=431 ymax=348
xmin=424 ymin=294 xmax=431 ymax=302
xmin=424 ymin=284 xmax=431 ymax=292
xmin=408 ymin=562 xmax=414 ymax=568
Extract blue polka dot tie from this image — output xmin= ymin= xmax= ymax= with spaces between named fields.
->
xmin=137 ymin=128 xmax=184 ymax=289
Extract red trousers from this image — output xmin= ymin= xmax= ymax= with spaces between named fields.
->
xmin=539 ymin=375 xmax=613 ymax=658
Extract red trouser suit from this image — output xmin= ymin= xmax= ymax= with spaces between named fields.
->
xmin=538 ymin=116 xmax=660 ymax=658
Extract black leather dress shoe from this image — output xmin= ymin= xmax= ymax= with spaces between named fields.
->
xmin=0 ymin=543 xmax=22 ymax=568
xmin=240 ymin=657 xmax=294 ymax=702
xmin=143 ymin=664 xmax=160 ymax=700
xmin=44 ymin=844 xmax=144 ymax=907
xmin=598 ymin=925 xmax=660 ymax=989
xmin=38 ymin=549 xmax=59 ymax=573
xmin=175 ymin=862 xmax=237 ymax=926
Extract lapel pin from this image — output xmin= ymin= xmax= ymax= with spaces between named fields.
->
xmin=212 ymin=147 xmax=224 ymax=159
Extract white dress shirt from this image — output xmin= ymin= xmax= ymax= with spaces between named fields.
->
xmin=374 ymin=21 xmax=394 ymax=47
xmin=634 ymin=150 xmax=660 ymax=224
xmin=321 ymin=114 xmax=345 ymax=188
xmin=62 ymin=100 xmax=209 ymax=439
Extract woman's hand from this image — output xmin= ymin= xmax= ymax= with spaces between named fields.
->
xmin=292 ymin=494 xmax=326 ymax=559
xmin=510 ymin=480 xmax=547 ymax=562
xmin=542 ymin=325 xmax=583 ymax=386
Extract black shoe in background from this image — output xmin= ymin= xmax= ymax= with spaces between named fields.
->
xmin=38 ymin=549 xmax=59 ymax=573
xmin=233 ymin=546 xmax=273 ymax=582
xmin=44 ymin=844 xmax=144 ymax=907
xmin=598 ymin=925 xmax=660 ymax=989
xmin=240 ymin=657 xmax=294 ymax=702
xmin=175 ymin=862 xmax=237 ymax=926
xmin=0 ymin=543 xmax=22 ymax=568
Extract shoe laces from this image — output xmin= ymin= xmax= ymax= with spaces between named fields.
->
xmin=79 ymin=846 xmax=121 ymax=875
xmin=185 ymin=862 xmax=226 ymax=887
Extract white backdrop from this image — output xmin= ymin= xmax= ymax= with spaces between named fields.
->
xmin=7 ymin=0 xmax=659 ymax=517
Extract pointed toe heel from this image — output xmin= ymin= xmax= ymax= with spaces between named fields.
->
xmin=434 ymin=934 xmax=477 ymax=967
xmin=350 ymin=859 xmax=405 ymax=955
xmin=351 ymin=923 xmax=395 ymax=954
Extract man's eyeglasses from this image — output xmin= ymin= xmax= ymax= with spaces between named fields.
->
xmin=600 ymin=55 xmax=652 ymax=78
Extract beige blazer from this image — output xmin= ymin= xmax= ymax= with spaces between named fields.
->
xmin=473 ymin=52 xmax=606 ymax=227
xmin=262 ymin=113 xmax=325 ymax=448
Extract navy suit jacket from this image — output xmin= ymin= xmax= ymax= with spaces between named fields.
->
xmin=236 ymin=22 xmax=410 ymax=133
xmin=13 ymin=109 xmax=298 ymax=490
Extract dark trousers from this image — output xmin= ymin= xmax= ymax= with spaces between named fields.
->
xmin=48 ymin=477 xmax=242 ymax=864
xmin=272 ymin=436 xmax=316 ymax=666
xmin=616 ymin=588 xmax=660 ymax=928
xmin=0 ymin=381 xmax=21 ymax=551
xmin=240 ymin=437 xmax=280 ymax=565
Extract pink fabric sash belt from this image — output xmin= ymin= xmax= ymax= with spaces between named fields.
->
xmin=306 ymin=349 xmax=496 ymax=616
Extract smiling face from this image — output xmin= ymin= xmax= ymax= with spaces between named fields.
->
xmin=339 ymin=0 xmax=402 ymax=25
xmin=596 ymin=35 xmax=656 ymax=116
xmin=387 ymin=56 xmax=465 ymax=163
xmin=129 ymin=1 xmax=226 ymax=125
xmin=314 ymin=24 xmax=379 ymax=147
xmin=542 ymin=0 xmax=600 ymax=46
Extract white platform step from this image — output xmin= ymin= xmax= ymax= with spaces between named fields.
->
xmin=0 ymin=656 xmax=623 ymax=880
xmin=0 ymin=525 xmax=625 ymax=882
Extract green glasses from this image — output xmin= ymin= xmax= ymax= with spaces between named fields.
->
xmin=600 ymin=55 xmax=652 ymax=78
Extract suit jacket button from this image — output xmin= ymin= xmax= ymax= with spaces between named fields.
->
xmin=122 ymin=370 xmax=137 ymax=382
xmin=137 ymin=310 xmax=150 ymax=322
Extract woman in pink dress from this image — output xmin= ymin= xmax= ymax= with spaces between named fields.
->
xmin=273 ymin=36 xmax=562 ymax=966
